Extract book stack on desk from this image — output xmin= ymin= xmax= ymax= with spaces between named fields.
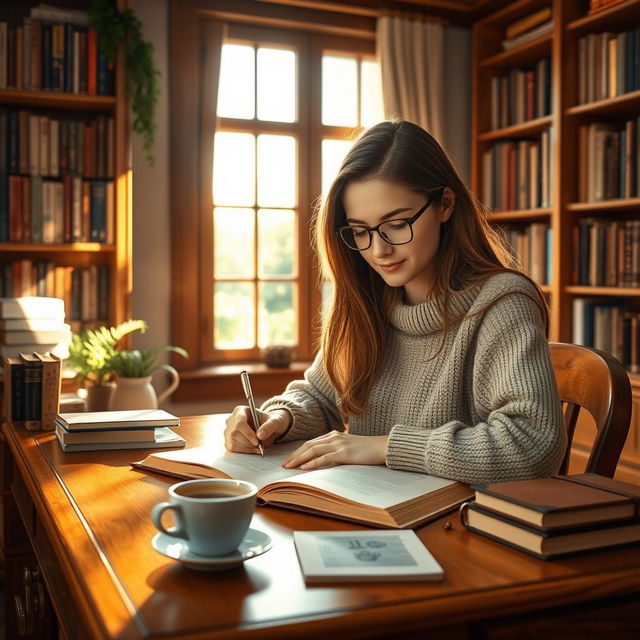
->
xmin=460 ymin=473 xmax=640 ymax=560
xmin=55 ymin=409 xmax=186 ymax=452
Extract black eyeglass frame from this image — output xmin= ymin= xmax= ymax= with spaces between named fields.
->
xmin=335 ymin=187 xmax=446 ymax=251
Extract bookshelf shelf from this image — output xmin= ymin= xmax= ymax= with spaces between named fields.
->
xmin=566 ymin=89 xmax=640 ymax=117
xmin=565 ymin=286 xmax=640 ymax=296
xmin=566 ymin=0 xmax=640 ymax=33
xmin=478 ymin=34 xmax=552 ymax=70
xmin=479 ymin=115 xmax=553 ymax=140
xmin=473 ymin=0 xmax=640 ymax=481
xmin=566 ymin=198 xmax=640 ymax=212
xmin=0 ymin=0 xmax=131 ymax=330
xmin=0 ymin=243 xmax=116 ymax=253
xmin=486 ymin=208 xmax=552 ymax=222
xmin=0 ymin=88 xmax=116 ymax=111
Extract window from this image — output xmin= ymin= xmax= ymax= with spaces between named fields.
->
xmin=207 ymin=25 xmax=383 ymax=364
xmin=169 ymin=5 xmax=381 ymax=374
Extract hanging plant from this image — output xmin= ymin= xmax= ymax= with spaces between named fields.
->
xmin=89 ymin=0 xmax=160 ymax=165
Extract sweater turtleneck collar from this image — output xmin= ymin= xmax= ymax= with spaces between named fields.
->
xmin=389 ymin=284 xmax=481 ymax=336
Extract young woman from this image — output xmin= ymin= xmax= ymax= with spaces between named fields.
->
xmin=224 ymin=120 xmax=565 ymax=484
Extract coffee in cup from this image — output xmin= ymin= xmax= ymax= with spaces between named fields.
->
xmin=151 ymin=478 xmax=258 ymax=557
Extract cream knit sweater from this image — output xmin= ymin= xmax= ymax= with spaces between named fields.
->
xmin=261 ymin=272 xmax=566 ymax=484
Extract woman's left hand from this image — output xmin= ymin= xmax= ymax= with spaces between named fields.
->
xmin=282 ymin=431 xmax=389 ymax=470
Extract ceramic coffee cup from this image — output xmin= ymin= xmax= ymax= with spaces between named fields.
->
xmin=151 ymin=478 xmax=258 ymax=557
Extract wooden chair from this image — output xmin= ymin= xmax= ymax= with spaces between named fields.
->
xmin=550 ymin=342 xmax=632 ymax=478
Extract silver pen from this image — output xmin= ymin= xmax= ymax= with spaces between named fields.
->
xmin=240 ymin=370 xmax=264 ymax=456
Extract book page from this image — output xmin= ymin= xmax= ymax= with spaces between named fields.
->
xmin=141 ymin=441 xmax=309 ymax=490
xmin=272 ymin=465 xmax=456 ymax=509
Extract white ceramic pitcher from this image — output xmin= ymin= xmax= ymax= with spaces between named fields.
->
xmin=108 ymin=366 xmax=180 ymax=410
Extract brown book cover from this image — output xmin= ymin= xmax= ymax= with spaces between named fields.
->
xmin=471 ymin=473 xmax=640 ymax=530
xmin=35 ymin=352 xmax=61 ymax=431
xmin=461 ymin=502 xmax=640 ymax=560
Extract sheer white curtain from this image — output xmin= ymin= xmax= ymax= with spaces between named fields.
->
xmin=376 ymin=15 xmax=444 ymax=142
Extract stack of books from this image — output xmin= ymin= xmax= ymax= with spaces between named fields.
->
xmin=460 ymin=473 xmax=640 ymax=560
xmin=55 ymin=409 xmax=186 ymax=452
xmin=0 ymin=296 xmax=70 ymax=359
xmin=4 ymin=350 xmax=62 ymax=430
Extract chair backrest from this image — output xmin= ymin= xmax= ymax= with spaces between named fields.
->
xmin=549 ymin=342 xmax=632 ymax=477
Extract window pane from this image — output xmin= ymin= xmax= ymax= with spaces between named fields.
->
xmin=257 ymin=47 xmax=296 ymax=123
xmin=322 ymin=55 xmax=358 ymax=126
xmin=217 ymin=44 xmax=255 ymax=119
xmin=258 ymin=282 xmax=295 ymax=347
xmin=214 ymin=208 xmax=254 ymax=278
xmin=361 ymin=60 xmax=384 ymax=127
xmin=214 ymin=282 xmax=254 ymax=349
xmin=257 ymin=134 xmax=296 ymax=208
xmin=213 ymin=132 xmax=255 ymax=206
xmin=321 ymin=138 xmax=352 ymax=196
xmin=258 ymin=209 xmax=295 ymax=277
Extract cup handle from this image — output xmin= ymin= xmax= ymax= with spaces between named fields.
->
xmin=151 ymin=502 xmax=187 ymax=539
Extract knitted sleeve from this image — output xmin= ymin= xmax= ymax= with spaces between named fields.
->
xmin=386 ymin=290 xmax=567 ymax=484
xmin=259 ymin=350 xmax=344 ymax=441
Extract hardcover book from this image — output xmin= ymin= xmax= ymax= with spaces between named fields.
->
xmin=471 ymin=473 xmax=640 ymax=529
xmin=57 ymin=409 xmax=180 ymax=431
xmin=134 ymin=442 xmax=472 ymax=529
xmin=460 ymin=502 xmax=640 ymax=560
xmin=55 ymin=426 xmax=185 ymax=452
xmin=460 ymin=474 xmax=640 ymax=559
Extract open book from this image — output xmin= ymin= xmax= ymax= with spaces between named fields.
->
xmin=134 ymin=441 xmax=472 ymax=529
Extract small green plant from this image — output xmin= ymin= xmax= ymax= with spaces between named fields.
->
xmin=89 ymin=0 xmax=160 ymax=165
xmin=109 ymin=345 xmax=188 ymax=378
xmin=68 ymin=320 xmax=147 ymax=385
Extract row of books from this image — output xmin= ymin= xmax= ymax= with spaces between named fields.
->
xmin=572 ymin=298 xmax=640 ymax=373
xmin=489 ymin=58 xmax=551 ymax=130
xmin=572 ymin=217 xmax=640 ymax=288
xmin=3 ymin=351 xmax=62 ymax=431
xmin=482 ymin=129 xmax=552 ymax=212
xmin=0 ymin=110 xmax=115 ymax=179
xmin=0 ymin=175 xmax=114 ymax=244
xmin=577 ymin=28 xmax=640 ymax=105
xmin=0 ymin=4 xmax=113 ymax=94
xmin=55 ymin=410 xmax=184 ymax=452
xmin=501 ymin=223 xmax=551 ymax=286
xmin=462 ymin=474 xmax=640 ymax=560
xmin=1 ymin=262 xmax=109 ymax=325
xmin=578 ymin=119 xmax=640 ymax=202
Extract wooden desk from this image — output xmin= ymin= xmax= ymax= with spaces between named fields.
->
xmin=2 ymin=415 xmax=640 ymax=640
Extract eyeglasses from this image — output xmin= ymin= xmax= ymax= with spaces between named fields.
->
xmin=336 ymin=187 xmax=445 ymax=251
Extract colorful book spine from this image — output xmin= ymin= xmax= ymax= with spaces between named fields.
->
xmin=20 ymin=353 xmax=42 ymax=431
xmin=4 ymin=357 xmax=25 ymax=426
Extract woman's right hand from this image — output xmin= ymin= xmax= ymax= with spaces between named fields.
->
xmin=224 ymin=407 xmax=292 ymax=453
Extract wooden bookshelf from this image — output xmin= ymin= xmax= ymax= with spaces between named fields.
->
xmin=472 ymin=0 xmax=640 ymax=482
xmin=0 ymin=0 xmax=131 ymax=330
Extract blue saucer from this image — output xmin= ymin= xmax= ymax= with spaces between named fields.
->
xmin=151 ymin=528 xmax=272 ymax=571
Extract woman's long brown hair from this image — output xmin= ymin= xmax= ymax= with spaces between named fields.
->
xmin=315 ymin=120 xmax=548 ymax=416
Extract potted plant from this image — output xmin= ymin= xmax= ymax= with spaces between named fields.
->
xmin=67 ymin=319 xmax=147 ymax=410
xmin=108 ymin=344 xmax=188 ymax=410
